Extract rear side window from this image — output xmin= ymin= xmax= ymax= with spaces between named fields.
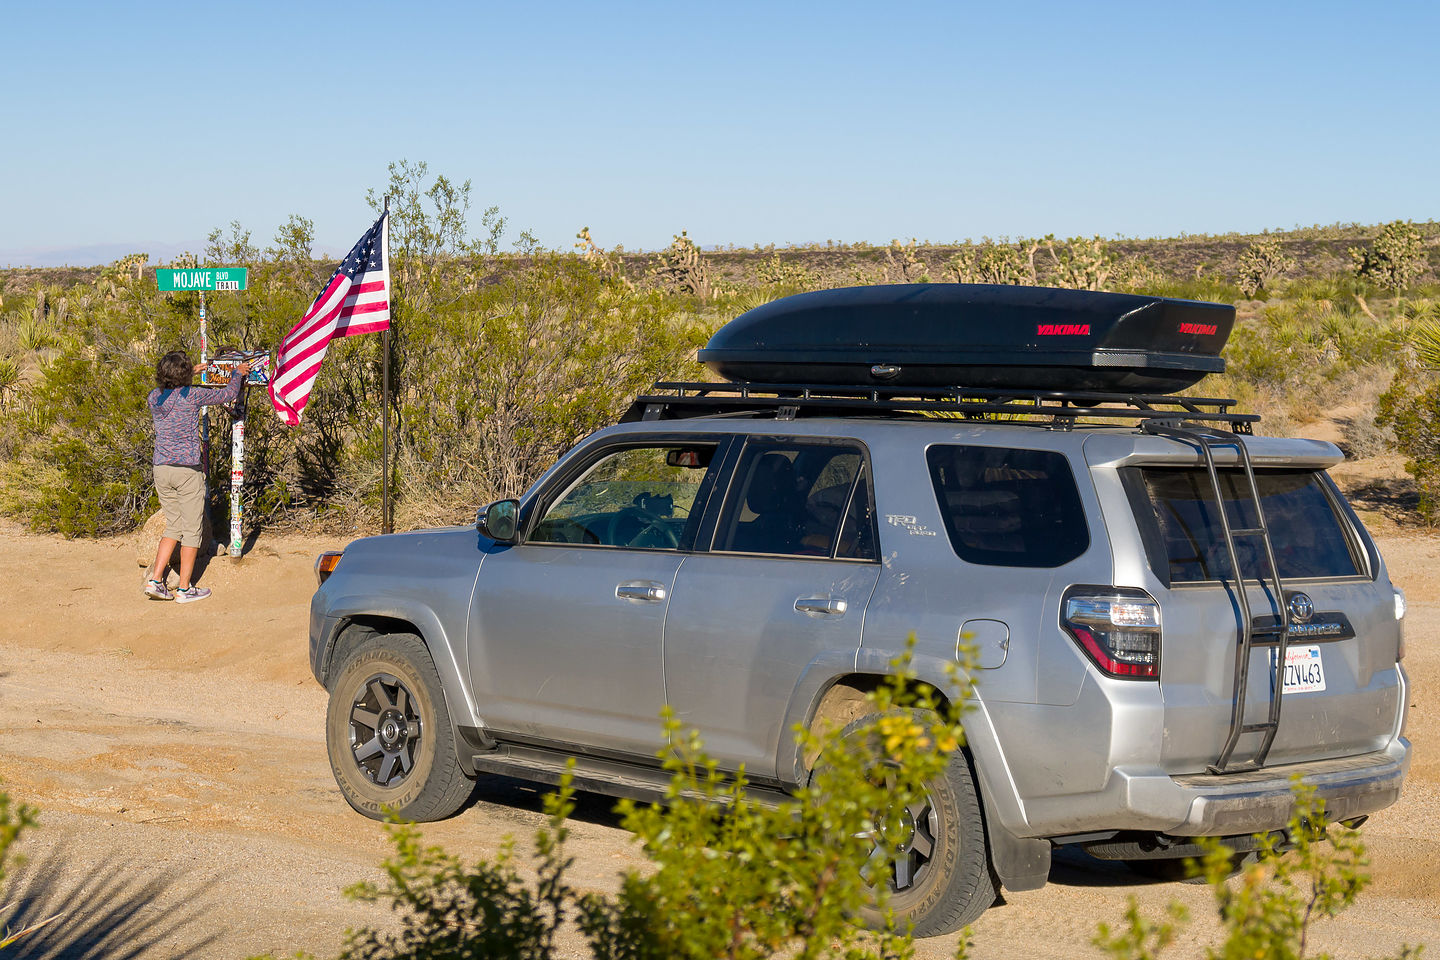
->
xmin=926 ymin=445 xmax=1089 ymax=567
xmin=1138 ymin=468 xmax=1361 ymax=583
xmin=714 ymin=440 xmax=877 ymax=560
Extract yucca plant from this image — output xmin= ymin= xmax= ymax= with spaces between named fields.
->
xmin=15 ymin=317 xmax=57 ymax=353
xmin=0 ymin=357 xmax=19 ymax=409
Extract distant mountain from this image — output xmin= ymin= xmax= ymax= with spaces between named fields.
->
xmin=0 ymin=241 xmax=202 ymax=268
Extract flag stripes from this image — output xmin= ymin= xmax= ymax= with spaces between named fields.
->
xmin=269 ymin=213 xmax=390 ymax=426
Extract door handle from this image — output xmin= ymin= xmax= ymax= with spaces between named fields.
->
xmin=616 ymin=581 xmax=668 ymax=603
xmin=795 ymin=596 xmax=848 ymax=617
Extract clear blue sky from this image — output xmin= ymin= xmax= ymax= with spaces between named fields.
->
xmin=3 ymin=0 xmax=1437 ymax=265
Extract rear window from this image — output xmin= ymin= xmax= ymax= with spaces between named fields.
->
xmin=1138 ymin=468 xmax=1361 ymax=583
xmin=926 ymin=445 xmax=1089 ymax=567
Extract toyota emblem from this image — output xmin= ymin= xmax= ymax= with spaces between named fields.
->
xmin=1288 ymin=592 xmax=1315 ymax=624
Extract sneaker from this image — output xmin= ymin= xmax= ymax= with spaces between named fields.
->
xmin=145 ymin=579 xmax=173 ymax=601
xmin=174 ymin=586 xmax=211 ymax=604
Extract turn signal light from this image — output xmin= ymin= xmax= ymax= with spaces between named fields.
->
xmin=315 ymin=551 xmax=344 ymax=586
xmin=1062 ymin=586 xmax=1161 ymax=679
xmin=1395 ymin=586 xmax=1407 ymax=662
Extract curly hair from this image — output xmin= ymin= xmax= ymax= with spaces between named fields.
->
xmin=156 ymin=350 xmax=193 ymax=390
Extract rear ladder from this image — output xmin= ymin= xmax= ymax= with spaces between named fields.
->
xmin=1141 ymin=422 xmax=1291 ymax=774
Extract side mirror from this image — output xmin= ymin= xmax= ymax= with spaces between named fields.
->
xmin=477 ymin=499 xmax=520 ymax=544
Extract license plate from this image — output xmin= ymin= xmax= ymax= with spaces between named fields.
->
xmin=1276 ymin=644 xmax=1326 ymax=694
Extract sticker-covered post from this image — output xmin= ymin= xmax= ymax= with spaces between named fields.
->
xmin=156 ymin=266 xmax=253 ymax=557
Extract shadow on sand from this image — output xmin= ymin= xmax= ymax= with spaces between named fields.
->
xmin=3 ymin=837 xmax=221 ymax=960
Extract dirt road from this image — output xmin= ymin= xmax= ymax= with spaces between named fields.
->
xmin=0 ymin=520 xmax=1434 ymax=958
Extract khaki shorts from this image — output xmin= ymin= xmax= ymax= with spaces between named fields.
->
xmin=154 ymin=465 xmax=206 ymax=547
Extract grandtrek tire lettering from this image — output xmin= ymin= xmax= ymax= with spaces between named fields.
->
xmin=325 ymin=633 xmax=474 ymax=822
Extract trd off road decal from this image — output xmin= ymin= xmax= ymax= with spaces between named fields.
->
xmin=886 ymin=514 xmax=937 ymax=537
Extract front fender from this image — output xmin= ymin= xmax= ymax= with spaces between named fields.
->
xmin=319 ymin=593 xmax=481 ymax=728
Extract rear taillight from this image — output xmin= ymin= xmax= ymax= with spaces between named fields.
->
xmin=1394 ymin=586 xmax=1407 ymax=662
xmin=1062 ymin=586 xmax=1161 ymax=679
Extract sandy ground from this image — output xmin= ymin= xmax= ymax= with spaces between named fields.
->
xmin=0 ymin=493 xmax=1435 ymax=959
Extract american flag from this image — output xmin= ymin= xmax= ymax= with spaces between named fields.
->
xmin=269 ymin=213 xmax=391 ymax=426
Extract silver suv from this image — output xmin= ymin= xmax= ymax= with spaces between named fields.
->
xmin=308 ymin=285 xmax=1409 ymax=936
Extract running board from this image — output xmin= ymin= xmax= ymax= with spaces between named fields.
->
xmin=471 ymin=743 xmax=792 ymax=808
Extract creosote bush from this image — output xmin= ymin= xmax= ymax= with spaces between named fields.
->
xmin=1094 ymin=783 xmax=1421 ymax=960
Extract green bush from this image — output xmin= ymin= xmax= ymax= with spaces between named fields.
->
xmin=0 ymin=787 xmax=41 ymax=950
xmin=1377 ymin=357 xmax=1440 ymax=521
xmin=1235 ymin=237 xmax=1296 ymax=298
xmin=1094 ymin=783 xmax=1421 ymax=960
xmin=1351 ymin=221 xmax=1429 ymax=294
xmin=0 ymin=167 xmax=712 ymax=536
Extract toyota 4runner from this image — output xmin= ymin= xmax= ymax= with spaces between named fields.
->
xmin=308 ymin=284 xmax=1410 ymax=936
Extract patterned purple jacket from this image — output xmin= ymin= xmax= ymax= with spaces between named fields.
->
xmin=148 ymin=378 xmax=244 ymax=467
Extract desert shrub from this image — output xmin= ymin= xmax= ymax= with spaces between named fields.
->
xmin=1216 ymin=300 xmax=1404 ymax=427
xmin=389 ymin=257 xmax=708 ymax=527
xmin=0 ymin=786 xmax=42 ymax=950
xmin=1045 ymin=235 xmax=1117 ymax=291
xmin=1236 ymin=237 xmax=1296 ymax=298
xmin=882 ymin=238 xmax=929 ymax=283
xmin=1127 ymin=274 xmax=1244 ymax=303
xmin=1377 ymin=358 xmax=1440 ymax=521
xmin=1351 ymin=220 xmax=1428 ymax=294
xmin=652 ymin=231 xmax=714 ymax=301
xmin=1094 ymin=784 xmax=1420 ymax=960
xmin=756 ymin=250 xmax=819 ymax=289
xmin=948 ymin=241 xmax=1038 ymax=286
xmin=0 ymin=163 xmax=711 ymax=536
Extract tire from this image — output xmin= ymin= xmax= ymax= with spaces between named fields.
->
xmin=823 ymin=711 xmax=998 ymax=937
xmin=325 ymin=633 xmax=474 ymax=822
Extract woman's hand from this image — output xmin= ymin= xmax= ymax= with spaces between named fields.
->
xmin=192 ymin=362 xmax=208 ymax=374
xmin=236 ymin=360 xmax=253 ymax=377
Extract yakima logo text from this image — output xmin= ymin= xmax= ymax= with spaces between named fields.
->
xmin=1178 ymin=322 xmax=1218 ymax=335
xmin=1036 ymin=324 xmax=1090 ymax=336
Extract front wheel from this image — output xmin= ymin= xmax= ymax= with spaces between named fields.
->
xmin=828 ymin=712 xmax=998 ymax=937
xmin=325 ymin=633 xmax=473 ymax=822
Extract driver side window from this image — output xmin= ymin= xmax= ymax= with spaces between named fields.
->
xmin=529 ymin=444 xmax=716 ymax=551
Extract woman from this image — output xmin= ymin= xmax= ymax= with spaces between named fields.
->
xmin=146 ymin=350 xmax=251 ymax=603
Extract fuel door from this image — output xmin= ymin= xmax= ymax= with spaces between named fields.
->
xmin=963 ymin=619 xmax=1010 ymax=669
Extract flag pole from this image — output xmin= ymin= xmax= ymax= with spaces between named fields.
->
xmin=381 ymin=196 xmax=392 ymax=535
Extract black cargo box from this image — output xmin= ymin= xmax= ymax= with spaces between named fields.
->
xmin=698 ymin=284 xmax=1235 ymax=394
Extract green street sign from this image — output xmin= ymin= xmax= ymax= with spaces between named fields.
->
xmin=156 ymin=267 xmax=249 ymax=292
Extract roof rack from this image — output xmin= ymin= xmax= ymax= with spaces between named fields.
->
xmin=622 ymin=381 xmax=1259 ymax=432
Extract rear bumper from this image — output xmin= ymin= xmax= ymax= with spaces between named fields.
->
xmin=1022 ymin=738 xmax=1409 ymax=838
xmin=1104 ymin=739 xmax=1409 ymax=837
xmin=1164 ymin=741 xmax=1409 ymax=835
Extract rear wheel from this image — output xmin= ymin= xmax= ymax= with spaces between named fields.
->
xmin=325 ymin=633 xmax=473 ymax=821
xmin=827 ymin=712 xmax=998 ymax=936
